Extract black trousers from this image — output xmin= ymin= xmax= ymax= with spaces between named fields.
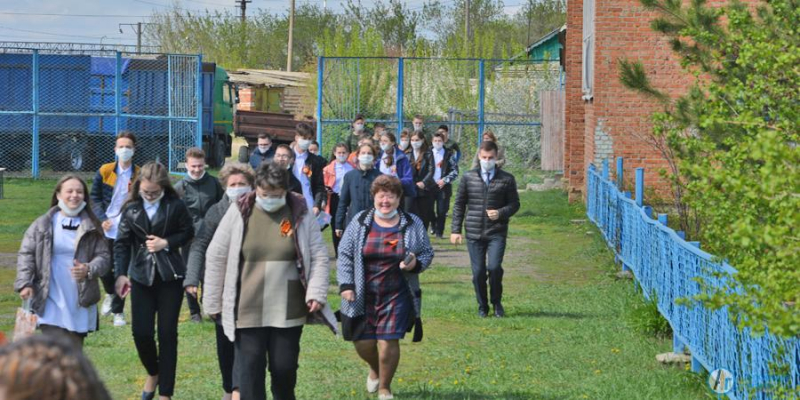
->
xmin=100 ymin=238 xmax=125 ymax=314
xmin=433 ymin=185 xmax=452 ymax=236
xmin=215 ymin=322 xmax=235 ymax=394
xmin=414 ymin=194 xmax=435 ymax=230
xmin=131 ymin=274 xmax=183 ymax=397
xmin=329 ymin=193 xmax=341 ymax=256
xmin=234 ymin=326 xmax=304 ymax=400
xmin=181 ymin=241 xmax=202 ymax=315
xmin=466 ymin=235 xmax=507 ymax=310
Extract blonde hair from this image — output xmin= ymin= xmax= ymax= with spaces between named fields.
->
xmin=218 ymin=162 xmax=255 ymax=188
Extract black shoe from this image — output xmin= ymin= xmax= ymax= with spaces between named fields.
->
xmin=493 ymin=303 xmax=505 ymax=318
xmin=478 ymin=308 xmax=489 ymax=318
xmin=190 ymin=313 xmax=202 ymax=323
xmin=141 ymin=391 xmax=155 ymax=400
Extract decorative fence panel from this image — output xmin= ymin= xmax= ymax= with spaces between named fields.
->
xmin=586 ymin=159 xmax=799 ymax=400
xmin=0 ymin=47 xmax=202 ymax=178
xmin=314 ymin=57 xmax=561 ymax=168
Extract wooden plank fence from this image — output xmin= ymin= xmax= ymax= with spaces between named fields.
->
xmin=540 ymin=90 xmax=565 ymax=171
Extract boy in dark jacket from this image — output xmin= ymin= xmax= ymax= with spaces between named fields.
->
xmin=431 ymin=132 xmax=459 ymax=239
xmin=175 ymin=147 xmax=224 ymax=322
xmin=292 ymin=123 xmax=326 ymax=215
xmin=450 ymin=141 xmax=520 ymax=318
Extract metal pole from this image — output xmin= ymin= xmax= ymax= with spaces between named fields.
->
xmin=115 ymin=51 xmax=122 ymax=138
xmin=316 ymin=57 xmax=324 ymax=146
xmin=196 ymin=54 xmax=203 ymax=148
xmin=464 ymin=0 xmax=470 ymax=47
xmin=396 ymin=58 xmax=404 ymax=135
xmin=287 ymin=0 xmax=295 ymax=72
xmin=31 ymin=50 xmax=40 ymax=178
xmin=168 ymin=55 xmax=173 ymax=170
xmin=136 ymin=22 xmax=142 ymax=54
xmin=477 ymin=59 xmax=486 ymax=143
xmin=616 ymin=156 xmax=624 ymax=188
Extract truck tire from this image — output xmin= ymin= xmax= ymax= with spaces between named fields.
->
xmin=238 ymin=146 xmax=249 ymax=164
xmin=210 ymin=136 xmax=226 ymax=168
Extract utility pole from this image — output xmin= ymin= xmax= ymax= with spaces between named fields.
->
xmin=464 ymin=0 xmax=470 ymax=46
xmin=119 ymin=22 xmax=153 ymax=54
xmin=237 ymin=0 xmax=252 ymax=23
xmin=287 ymin=0 xmax=295 ymax=72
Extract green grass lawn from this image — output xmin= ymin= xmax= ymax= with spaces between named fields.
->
xmin=0 ymin=178 xmax=709 ymax=399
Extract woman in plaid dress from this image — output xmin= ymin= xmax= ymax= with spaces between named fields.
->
xmin=338 ymin=175 xmax=434 ymax=400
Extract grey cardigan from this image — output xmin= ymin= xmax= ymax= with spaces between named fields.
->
xmin=15 ymin=207 xmax=111 ymax=316
xmin=203 ymin=192 xmax=338 ymax=341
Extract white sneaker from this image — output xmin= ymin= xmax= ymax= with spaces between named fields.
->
xmin=101 ymin=294 xmax=113 ymax=316
xmin=378 ymin=393 xmax=394 ymax=400
xmin=366 ymin=375 xmax=379 ymax=393
xmin=113 ymin=313 xmax=127 ymax=327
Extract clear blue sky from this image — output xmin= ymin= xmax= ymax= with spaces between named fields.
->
xmin=0 ymin=0 xmax=522 ymax=45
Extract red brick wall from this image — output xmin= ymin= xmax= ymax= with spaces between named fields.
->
xmin=564 ymin=0 xmax=585 ymax=202
xmin=565 ymin=0 xmax=715 ymax=201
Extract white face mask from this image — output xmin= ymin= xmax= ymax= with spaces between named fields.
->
xmin=187 ymin=170 xmax=206 ymax=181
xmin=380 ymin=143 xmax=393 ymax=152
xmin=375 ymin=208 xmax=398 ymax=220
xmin=410 ymin=140 xmax=423 ymax=150
xmin=432 ymin=142 xmax=444 ymax=151
xmin=399 ymin=140 xmax=409 ymax=150
xmin=258 ymin=145 xmax=271 ymax=153
xmin=413 ymin=123 xmax=422 ymax=131
xmin=141 ymin=191 xmax=164 ymax=207
xmin=336 ymin=154 xmax=348 ymax=164
xmin=358 ymin=154 xmax=374 ymax=167
xmin=480 ymin=159 xmax=497 ymax=172
xmin=354 ymin=123 xmax=364 ymax=132
xmin=256 ymin=195 xmax=286 ymax=213
xmin=58 ymin=199 xmax=86 ymax=217
xmin=297 ymin=139 xmax=311 ymax=150
xmin=226 ymin=186 xmax=250 ymax=201
xmin=116 ymin=148 xmax=134 ymax=163
xmin=286 ymin=162 xmax=293 ymax=170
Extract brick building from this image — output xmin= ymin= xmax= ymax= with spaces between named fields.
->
xmin=564 ymin=0 xmax=704 ymax=200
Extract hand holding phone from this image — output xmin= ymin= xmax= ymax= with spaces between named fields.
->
xmin=400 ymin=252 xmax=416 ymax=271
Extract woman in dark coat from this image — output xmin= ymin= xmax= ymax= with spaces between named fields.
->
xmin=408 ymin=130 xmax=436 ymax=230
xmin=113 ymin=162 xmax=194 ymax=400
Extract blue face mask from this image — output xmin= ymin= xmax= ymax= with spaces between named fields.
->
xmin=375 ymin=208 xmax=398 ymax=220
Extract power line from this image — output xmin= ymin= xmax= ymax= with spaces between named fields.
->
xmin=134 ymin=0 xmax=236 ymax=8
xmin=0 ymin=25 xmax=124 ymax=40
xmin=0 ymin=12 xmax=151 ymax=18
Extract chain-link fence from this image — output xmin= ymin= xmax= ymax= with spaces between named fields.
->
xmin=0 ymin=47 xmax=202 ymax=178
xmin=314 ymin=57 xmax=562 ymax=169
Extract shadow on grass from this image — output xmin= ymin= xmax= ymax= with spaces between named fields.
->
xmin=512 ymin=311 xmax=596 ymax=320
xmin=401 ymin=388 xmax=567 ymax=399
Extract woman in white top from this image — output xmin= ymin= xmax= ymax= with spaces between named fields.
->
xmin=16 ymin=175 xmax=111 ymax=348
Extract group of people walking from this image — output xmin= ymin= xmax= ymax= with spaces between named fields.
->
xmin=13 ymin=114 xmax=520 ymax=400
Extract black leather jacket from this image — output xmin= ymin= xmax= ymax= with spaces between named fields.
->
xmin=409 ymin=149 xmax=436 ymax=196
xmin=114 ymin=195 xmax=194 ymax=286
xmin=451 ymin=168 xmax=520 ymax=240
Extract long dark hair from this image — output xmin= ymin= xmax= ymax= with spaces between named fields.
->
xmin=379 ymin=131 xmax=397 ymax=168
xmin=50 ymin=174 xmax=103 ymax=236
xmin=125 ymin=162 xmax=179 ymax=207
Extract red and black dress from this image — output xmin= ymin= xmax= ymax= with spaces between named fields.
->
xmin=356 ymin=221 xmax=414 ymax=340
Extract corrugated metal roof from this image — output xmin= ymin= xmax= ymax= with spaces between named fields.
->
xmin=227 ymin=69 xmax=311 ymax=88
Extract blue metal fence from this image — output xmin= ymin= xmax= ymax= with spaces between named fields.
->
xmin=586 ymin=159 xmax=799 ymax=399
xmin=314 ymin=56 xmax=562 ymax=168
xmin=0 ymin=47 xmax=202 ymax=177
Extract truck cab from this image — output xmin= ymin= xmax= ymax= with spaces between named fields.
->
xmin=202 ymin=64 xmax=236 ymax=168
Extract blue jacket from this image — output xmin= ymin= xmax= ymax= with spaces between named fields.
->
xmin=334 ymin=168 xmax=381 ymax=231
xmin=90 ymin=161 xmax=140 ymax=221
xmin=336 ymin=208 xmax=433 ymax=337
xmin=377 ymin=147 xmax=416 ymax=198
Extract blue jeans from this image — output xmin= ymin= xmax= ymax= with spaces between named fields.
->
xmin=466 ymin=235 xmax=507 ymax=310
